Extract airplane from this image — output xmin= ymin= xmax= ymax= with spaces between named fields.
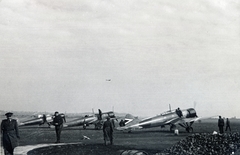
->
xmin=63 ymin=109 xmax=116 ymax=130
xmin=18 ymin=113 xmax=66 ymax=127
xmin=117 ymin=106 xmax=201 ymax=133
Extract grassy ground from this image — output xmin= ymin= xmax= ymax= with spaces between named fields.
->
xmin=13 ymin=119 xmax=240 ymax=155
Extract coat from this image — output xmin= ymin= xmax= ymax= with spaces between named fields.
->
xmin=1 ymin=119 xmax=19 ymax=151
xmin=218 ymin=118 xmax=224 ymax=127
xmin=103 ymin=120 xmax=113 ymax=141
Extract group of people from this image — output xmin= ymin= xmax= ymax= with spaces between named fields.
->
xmin=218 ymin=116 xmax=231 ymax=134
xmin=0 ymin=111 xmax=64 ymax=155
xmin=1 ymin=111 xmax=115 ymax=154
xmin=1 ymin=111 xmax=234 ymax=154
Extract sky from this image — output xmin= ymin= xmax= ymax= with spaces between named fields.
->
xmin=0 ymin=0 xmax=239 ymax=118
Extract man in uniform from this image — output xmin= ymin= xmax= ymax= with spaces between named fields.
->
xmin=1 ymin=112 xmax=20 ymax=155
xmin=225 ymin=118 xmax=231 ymax=132
xmin=52 ymin=111 xmax=64 ymax=143
xmin=218 ymin=116 xmax=224 ymax=134
xmin=103 ymin=117 xmax=114 ymax=145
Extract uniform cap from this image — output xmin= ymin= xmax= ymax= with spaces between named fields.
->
xmin=5 ymin=112 xmax=13 ymax=117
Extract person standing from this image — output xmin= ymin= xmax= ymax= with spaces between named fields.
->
xmin=176 ymin=107 xmax=183 ymax=118
xmin=52 ymin=111 xmax=64 ymax=143
xmin=119 ymin=119 xmax=125 ymax=127
xmin=103 ymin=117 xmax=114 ymax=145
xmin=225 ymin=118 xmax=231 ymax=132
xmin=218 ymin=116 xmax=224 ymax=134
xmin=1 ymin=112 xmax=20 ymax=155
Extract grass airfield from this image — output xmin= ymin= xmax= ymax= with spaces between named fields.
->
xmin=14 ymin=119 xmax=240 ymax=155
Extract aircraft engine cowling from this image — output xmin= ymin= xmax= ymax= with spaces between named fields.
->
xmin=186 ymin=108 xmax=197 ymax=118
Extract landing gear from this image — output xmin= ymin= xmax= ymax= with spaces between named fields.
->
xmin=94 ymin=121 xmax=103 ymax=130
xmin=94 ymin=124 xmax=102 ymax=130
xmin=170 ymin=124 xmax=176 ymax=132
xmin=179 ymin=121 xmax=194 ymax=133
xmin=83 ymin=124 xmax=86 ymax=129
xmin=186 ymin=127 xmax=193 ymax=133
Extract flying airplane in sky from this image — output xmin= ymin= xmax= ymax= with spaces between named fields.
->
xmin=117 ymin=106 xmax=201 ymax=133
xmin=18 ymin=113 xmax=66 ymax=127
xmin=63 ymin=109 xmax=116 ymax=129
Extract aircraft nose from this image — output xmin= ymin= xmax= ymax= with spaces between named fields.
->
xmin=187 ymin=108 xmax=197 ymax=118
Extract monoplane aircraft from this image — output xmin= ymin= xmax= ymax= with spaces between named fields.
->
xmin=63 ymin=109 xmax=116 ymax=129
xmin=18 ymin=113 xmax=66 ymax=127
xmin=117 ymin=107 xmax=200 ymax=133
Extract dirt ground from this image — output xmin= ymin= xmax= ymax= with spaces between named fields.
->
xmin=15 ymin=119 xmax=240 ymax=155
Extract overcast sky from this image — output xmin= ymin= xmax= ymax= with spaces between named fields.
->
xmin=0 ymin=0 xmax=239 ymax=118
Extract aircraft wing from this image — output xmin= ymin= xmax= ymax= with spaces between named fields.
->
xmin=164 ymin=117 xmax=182 ymax=125
xmin=88 ymin=119 xmax=98 ymax=124
xmin=174 ymin=116 xmax=217 ymax=125
xmin=174 ymin=117 xmax=199 ymax=124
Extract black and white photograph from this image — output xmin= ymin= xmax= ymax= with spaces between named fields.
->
xmin=0 ymin=0 xmax=240 ymax=154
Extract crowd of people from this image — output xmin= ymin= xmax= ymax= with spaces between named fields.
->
xmin=161 ymin=132 xmax=240 ymax=155
xmin=1 ymin=111 xmax=115 ymax=154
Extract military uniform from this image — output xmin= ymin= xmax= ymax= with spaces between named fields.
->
xmin=103 ymin=118 xmax=113 ymax=145
xmin=225 ymin=118 xmax=231 ymax=132
xmin=218 ymin=116 xmax=224 ymax=134
xmin=53 ymin=112 xmax=64 ymax=143
xmin=1 ymin=113 xmax=19 ymax=155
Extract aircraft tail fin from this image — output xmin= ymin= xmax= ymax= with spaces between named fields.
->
xmin=125 ymin=114 xmax=135 ymax=119
xmin=116 ymin=114 xmax=140 ymax=131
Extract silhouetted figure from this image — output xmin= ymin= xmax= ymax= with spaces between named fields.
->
xmin=218 ymin=116 xmax=224 ymax=134
xmin=176 ymin=107 xmax=183 ymax=118
xmin=1 ymin=112 xmax=20 ymax=155
xmin=225 ymin=118 xmax=231 ymax=132
xmin=103 ymin=117 xmax=114 ymax=145
xmin=119 ymin=119 xmax=125 ymax=127
xmin=53 ymin=111 xmax=64 ymax=143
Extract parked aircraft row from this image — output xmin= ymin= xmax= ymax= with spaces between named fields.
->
xmin=16 ymin=106 xmax=209 ymax=133
xmin=18 ymin=109 xmax=116 ymax=130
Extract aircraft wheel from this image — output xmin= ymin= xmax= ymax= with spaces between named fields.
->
xmin=186 ymin=127 xmax=193 ymax=133
xmin=94 ymin=124 xmax=102 ymax=130
xmin=95 ymin=122 xmax=102 ymax=130
xmin=83 ymin=125 xmax=86 ymax=130
xmin=170 ymin=125 xmax=176 ymax=132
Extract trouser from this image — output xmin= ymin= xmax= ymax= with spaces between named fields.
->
xmin=103 ymin=128 xmax=113 ymax=144
xmin=2 ymin=133 xmax=14 ymax=155
xmin=55 ymin=125 xmax=63 ymax=142
xmin=225 ymin=125 xmax=231 ymax=131
xmin=4 ymin=148 xmax=13 ymax=155
xmin=219 ymin=126 xmax=224 ymax=134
